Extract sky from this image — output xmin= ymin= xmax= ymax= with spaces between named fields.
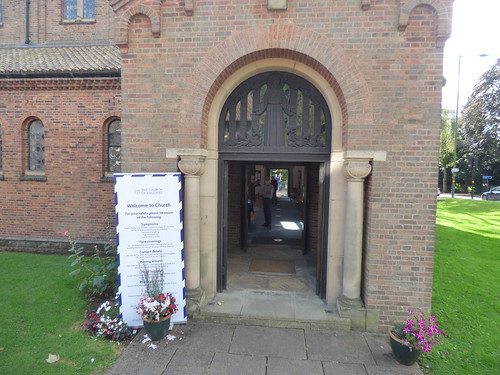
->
xmin=441 ymin=0 xmax=500 ymax=112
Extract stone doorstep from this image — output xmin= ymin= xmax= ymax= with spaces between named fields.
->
xmin=190 ymin=310 xmax=352 ymax=331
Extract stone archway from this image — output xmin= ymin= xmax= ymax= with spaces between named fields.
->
xmin=176 ymin=27 xmax=377 ymax=319
xmin=217 ymin=70 xmax=334 ymax=296
xmin=196 ymin=56 xmax=349 ymax=305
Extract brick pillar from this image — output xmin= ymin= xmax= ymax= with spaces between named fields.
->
xmin=178 ymin=154 xmax=206 ymax=314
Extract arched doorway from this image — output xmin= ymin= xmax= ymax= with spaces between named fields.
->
xmin=217 ymin=71 xmax=332 ymax=298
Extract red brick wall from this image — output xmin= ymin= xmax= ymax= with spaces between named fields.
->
xmin=0 ymin=0 xmax=25 ymax=45
xmin=0 ymin=79 xmax=120 ymax=242
xmin=0 ymin=0 xmax=453 ymax=329
xmin=0 ymin=0 xmax=115 ymax=46
xmin=361 ymin=4 xmax=441 ymax=327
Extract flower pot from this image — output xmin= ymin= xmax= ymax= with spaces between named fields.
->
xmin=388 ymin=327 xmax=422 ymax=366
xmin=142 ymin=315 xmax=171 ymax=341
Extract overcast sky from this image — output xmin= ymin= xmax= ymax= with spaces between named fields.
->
xmin=441 ymin=0 xmax=500 ymax=112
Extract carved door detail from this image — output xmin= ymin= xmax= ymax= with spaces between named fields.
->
xmin=219 ymin=72 xmax=332 ymax=154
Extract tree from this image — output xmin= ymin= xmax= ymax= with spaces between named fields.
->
xmin=461 ymin=60 xmax=500 ymax=190
xmin=439 ymin=109 xmax=456 ymax=192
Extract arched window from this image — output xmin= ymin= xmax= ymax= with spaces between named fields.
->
xmin=107 ymin=119 xmax=121 ymax=173
xmin=219 ymin=71 xmax=331 ymax=154
xmin=28 ymin=120 xmax=45 ymax=172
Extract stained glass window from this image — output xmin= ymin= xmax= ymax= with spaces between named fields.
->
xmin=108 ymin=120 xmax=121 ymax=173
xmin=29 ymin=120 xmax=45 ymax=172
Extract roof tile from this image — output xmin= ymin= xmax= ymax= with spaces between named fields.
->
xmin=0 ymin=45 xmax=121 ymax=74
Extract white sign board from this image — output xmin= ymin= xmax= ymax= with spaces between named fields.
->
xmin=114 ymin=173 xmax=186 ymax=327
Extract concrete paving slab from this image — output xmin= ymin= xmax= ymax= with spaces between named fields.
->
xmin=240 ymin=290 xmax=295 ymax=318
xmin=366 ymin=365 xmax=424 ymax=375
xmin=208 ymin=352 xmax=266 ymax=375
xmin=306 ymin=330 xmax=376 ymax=364
xmin=230 ymin=325 xmax=306 ymax=359
xmin=363 ymin=333 xmax=404 ymax=367
xmin=174 ymin=323 xmax=235 ymax=352
xmin=267 ymin=357 xmax=324 ymax=375
xmin=202 ymin=291 xmax=244 ymax=315
xmin=106 ymin=337 xmax=175 ymax=375
xmin=162 ymin=348 xmax=214 ymax=375
xmin=322 ymin=362 xmax=368 ymax=375
xmin=293 ymin=292 xmax=334 ymax=320
xmin=105 ymin=322 xmax=427 ymax=375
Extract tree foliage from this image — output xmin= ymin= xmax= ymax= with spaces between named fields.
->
xmin=439 ymin=109 xmax=456 ymax=192
xmin=460 ymin=61 xmax=500 ymax=187
xmin=440 ymin=109 xmax=456 ymax=168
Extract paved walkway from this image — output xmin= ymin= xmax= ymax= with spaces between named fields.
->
xmin=107 ymin=322 xmax=424 ymax=375
xmin=107 ymin=194 xmax=424 ymax=374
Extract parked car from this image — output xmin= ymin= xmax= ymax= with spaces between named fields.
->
xmin=481 ymin=186 xmax=500 ymax=201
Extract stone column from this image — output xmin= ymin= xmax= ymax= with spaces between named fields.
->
xmin=338 ymin=159 xmax=372 ymax=309
xmin=177 ymin=154 xmax=206 ymax=314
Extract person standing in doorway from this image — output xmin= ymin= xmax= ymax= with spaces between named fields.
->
xmin=261 ymin=177 xmax=275 ymax=228
xmin=271 ymin=176 xmax=278 ymax=204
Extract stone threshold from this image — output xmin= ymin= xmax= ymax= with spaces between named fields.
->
xmin=190 ymin=288 xmax=351 ymax=331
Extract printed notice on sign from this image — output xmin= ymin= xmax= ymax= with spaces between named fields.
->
xmin=115 ymin=173 xmax=186 ymax=327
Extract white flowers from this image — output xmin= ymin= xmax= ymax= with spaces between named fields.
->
xmin=136 ymin=293 xmax=178 ymax=321
xmin=96 ymin=301 xmax=112 ymax=315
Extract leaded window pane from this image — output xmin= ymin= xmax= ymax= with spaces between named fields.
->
xmin=83 ymin=0 xmax=95 ymax=19
xmin=29 ymin=120 xmax=45 ymax=172
xmin=108 ymin=120 xmax=121 ymax=172
xmin=64 ymin=0 xmax=78 ymax=19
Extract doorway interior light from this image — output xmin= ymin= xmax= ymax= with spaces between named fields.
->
xmin=280 ymin=221 xmax=303 ymax=230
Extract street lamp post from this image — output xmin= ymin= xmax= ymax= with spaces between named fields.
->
xmin=451 ymin=56 xmax=463 ymax=199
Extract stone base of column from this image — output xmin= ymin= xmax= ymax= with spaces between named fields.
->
xmin=337 ymin=295 xmax=365 ymax=331
xmin=338 ymin=294 xmax=363 ymax=309
xmin=336 ymin=296 xmax=379 ymax=332
xmin=186 ymin=287 xmax=206 ymax=316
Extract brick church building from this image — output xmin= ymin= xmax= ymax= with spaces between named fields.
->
xmin=0 ymin=0 xmax=452 ymax=331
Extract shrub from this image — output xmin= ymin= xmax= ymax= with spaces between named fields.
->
xmin=65 ymin=228 xmax=118 ymax=299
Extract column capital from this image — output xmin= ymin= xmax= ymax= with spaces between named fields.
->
xmin=178 ymin=155 xmax=206 ymax=176
xmin=344 ymin=159 xmax=372 ymax=180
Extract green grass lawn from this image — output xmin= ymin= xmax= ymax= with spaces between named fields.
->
xmin=0 ymin=252 xmax=124 ymax=375
xmin=420 ymin=199 xmax=500 ymax=374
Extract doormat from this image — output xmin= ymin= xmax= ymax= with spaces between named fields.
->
xmin=249 ymin=259 xmax=296 ymax=274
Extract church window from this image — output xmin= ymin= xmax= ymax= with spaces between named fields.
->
xmin=28 ymin=120 xmax=45 ymax=172
xmin=63 ymin=0 xmax=95 ymax=21
xmin=107 ymin=119 xmax=121 ymax=173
